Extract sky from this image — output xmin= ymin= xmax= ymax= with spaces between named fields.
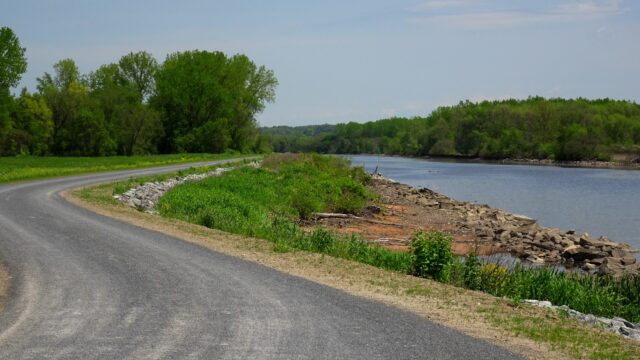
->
xmin=2 ymin=0 xmax=639 ymax=127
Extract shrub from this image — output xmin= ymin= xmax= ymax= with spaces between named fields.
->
xmin=410 ymin=231 xmax=453 ymax=281
xmin=480 ymin=263 xmax=510 ymax=296
xmin=463 ymin=252 xmax=482 ymax=290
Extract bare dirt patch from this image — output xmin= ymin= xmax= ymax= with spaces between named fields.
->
xmin=305 ymin=177 xmax=500 ymax=256
xmin=65 ymin=185 xmax=640 ymax=359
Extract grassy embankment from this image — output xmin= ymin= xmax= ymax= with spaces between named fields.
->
xmin=0 ymin=152 xmax=244 ymax=184
xmin=76 ymin=153 xmax=640 ymax=359
xmin=156 ymin=154 xmax=640 ymax=323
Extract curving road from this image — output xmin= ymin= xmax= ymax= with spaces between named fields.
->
xmin=0 ymin=159 xmax=520 ymax=359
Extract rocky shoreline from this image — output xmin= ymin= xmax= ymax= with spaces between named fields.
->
xmin=113 ymin=161 xmax=639 ymax=277
xmin=498 ymin=157 xmax=640 ymax=170
xmin=367 ymin=174 xmax=639 ymax=276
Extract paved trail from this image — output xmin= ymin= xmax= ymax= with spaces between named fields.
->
xmin=0 ymin=159 xmax=520 ymax=359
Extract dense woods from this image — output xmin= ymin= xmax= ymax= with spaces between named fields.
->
xmin=0 ymin=27 xmax=277 ymax=156
xmin=265 ymin=98 xmax=640 ymax=161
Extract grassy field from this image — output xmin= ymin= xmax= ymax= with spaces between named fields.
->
xmin=74 ymin=165 xmax=640 ymax=359
xmin=0 ymin=152 xmax=245 ymax=184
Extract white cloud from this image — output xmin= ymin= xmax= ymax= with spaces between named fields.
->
xmin=555 ymin=0 xmax=621 ymax=16
xmin=408 ymin=0 xmax=624 ymax=29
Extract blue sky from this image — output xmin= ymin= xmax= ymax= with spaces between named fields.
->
xmin=2 ymin=0 xmax=639 ymax=126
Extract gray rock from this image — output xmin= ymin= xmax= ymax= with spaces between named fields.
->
xmin=523 ymin=299 xmax=640 ymax=341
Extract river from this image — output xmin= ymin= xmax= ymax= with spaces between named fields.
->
xmin=345 ymin=155 xmax=640 ymax=250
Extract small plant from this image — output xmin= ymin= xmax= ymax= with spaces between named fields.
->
xmin=308 ymin=228 xmax=336 ymax=253
xmin=463 ymin=252 xmax=482 ymax=290
xmin=289 ymin=186 xmax=321 ymax=219
xmin=480 ymin=263 xmax=510 ymax=297
xmin=198 ymin=211 xmax=215 ymax=228
xmin=272 ymin=239 xmax=290 ymax=253
xmin=409 ymin=231 xmax=453 ymax=282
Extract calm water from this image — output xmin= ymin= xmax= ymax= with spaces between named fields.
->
xmin=346 ymin=155 xmax=640 ymax=249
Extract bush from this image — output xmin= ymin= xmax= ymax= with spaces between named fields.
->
xmin=463 ymin=252 xmax=482 ymax=290
xmin=410 ymin=231 xmax=453 ymax=281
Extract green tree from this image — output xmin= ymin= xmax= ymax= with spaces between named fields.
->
xmin=0 ymin=27 xmax=27 ymax=90
xmin=0 ymin=27 xmax=27 ymax=154
xmin=38 ymin=59 xmax=115 ymax=155
xmin=88 ymin=63 xmax=162 ymax=155
xmin=117 ymin=51 xmax=158 ymax=101
xmin=153 ymin=50 xmax=277 ymax=153
xmin=10 ymin=90 xmax=54 ymax=155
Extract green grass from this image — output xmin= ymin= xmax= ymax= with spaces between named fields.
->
xmin=484 ymin=307 xmax=640 ymax=359
xmin=474 ymin=262 xmax=640 ymax=322
xmin=156 ymin=153 xmax=412 ymax=272
xmin=0 ymin=152 xmax=245 ymax=183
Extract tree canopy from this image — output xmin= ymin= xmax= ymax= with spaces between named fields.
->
xmin=0 ymin=27 xmax=27 ymax=90
xmin=263 ymin=97 xmax=640 ymax=161
xmin=153 ymin=50 xmax=277 ymax=153
xmin=0 ymin=27 xmax=278 ymax=156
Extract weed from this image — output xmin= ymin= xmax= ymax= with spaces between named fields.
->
xmin=410 ymin=231 xmax=453 ymax=282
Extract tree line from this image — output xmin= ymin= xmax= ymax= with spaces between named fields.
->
xmin=264 ymin=97 xmax=640 ymax=161
xmin=0 ymin=27 xmax=277 ymax=156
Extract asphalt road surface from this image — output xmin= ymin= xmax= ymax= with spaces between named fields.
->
xmin=0 ymin=159 xmax=521 ymax=359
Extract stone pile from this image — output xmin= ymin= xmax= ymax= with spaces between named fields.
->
xmin=453 ymin=202 xmax=639 ymax=276
xmin=523 ymin=299 xmax=640 ymax=341
xmin=372 ymin=176 xmax=639 ymax=276
xmin=114 ymin=162 xmax=260 ymax=213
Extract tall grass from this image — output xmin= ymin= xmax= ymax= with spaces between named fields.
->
xmin=0 ymin=152 xmax=242 ymax=183
xmin=410 ymin=232 xmax=640 ymax=323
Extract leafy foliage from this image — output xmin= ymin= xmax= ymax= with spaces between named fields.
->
xmin=410 ymin=231 xmax=454 ymax=281
xmin=0 ymin=27 xmax=277 ymax=157
xmin=0 ymin=27 xmax=27 ymax=90
xmin=153 ymin=50 xmax=277 ymax=154
xmin=263 ymin=97 xmax=640 ymax=161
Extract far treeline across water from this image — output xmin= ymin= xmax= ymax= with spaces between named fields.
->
xmin=263 ymin=98 xmax=640 ymax=162
xmin=0 ymin=27 xmax=276 ymax=157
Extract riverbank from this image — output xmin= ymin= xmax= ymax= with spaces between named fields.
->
xmin=311 ymin=173 xmax=639 ymax=276
xmin=353 ymin=153 xmax=640 ymax=171
xmin=498 ymin=157 xmax=640 ymax=170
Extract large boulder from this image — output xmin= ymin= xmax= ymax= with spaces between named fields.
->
xmin=562 ymin=245 xmax=608 ymax=261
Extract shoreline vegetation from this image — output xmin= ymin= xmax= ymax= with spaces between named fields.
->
xmin=262 ymin=97 xmax=640 ymax=164
xmin=347 ymin=153 xmax=640 ymax=171
xmin=74 ymin=153 xmax=640 ymax=359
